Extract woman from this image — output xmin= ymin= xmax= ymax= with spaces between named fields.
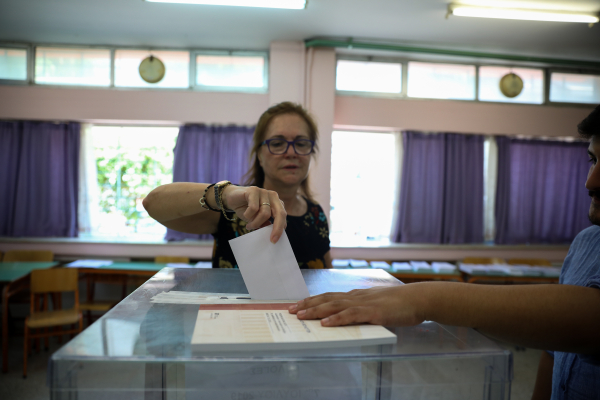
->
xmin=143 ymin=102 xmax=332 ymax=269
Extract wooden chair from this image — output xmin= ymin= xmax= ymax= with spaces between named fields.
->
xmin=507 ymin=258 xmax=553 ymax=266
xmin=23 ymin=268 xmax=82 ymax=378
xmin=462 ymin=257 xmax=505 ymax=265
xmin=154 ymin=256 xmax=190 ymax=264
xmin=3 ymin=250 xmax=53 ymax=262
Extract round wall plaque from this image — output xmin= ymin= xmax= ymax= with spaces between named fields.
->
xmin=499 ymin=72 xmax=523 ymax=98
xmin=139 ymin=56 xmax=165 ymax=84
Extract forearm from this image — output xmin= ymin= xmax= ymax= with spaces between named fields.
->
xmin=143 ymin=182 xmax=214 ymax=222
xmin=422 ymin=282 xmax=600 ymax=353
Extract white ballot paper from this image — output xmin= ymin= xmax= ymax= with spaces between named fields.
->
xmin=229 ymin=225 xmax=310 ymax=300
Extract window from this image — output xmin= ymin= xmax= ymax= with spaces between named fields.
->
xmin=90 ymin=126 xmax=178 ymax=239
xmin=35 ymin=47 xmax=111 ymax=86
xmin=550 ymin=72 xmax=600 ymax=104
xmin=479 ymin=66 xmax=544 ymax=104
xmin=114 ymin=50 xmax=190 ymax=88
xmin=408 ymin=62 xmax=476 ymax=100
xmin=330 ymin=131 xmax=400 ymax=245
xmin=0 ymin=48 xmax=27 ymax=81
xmin=336 ymin=59 xmax=402 ymax=94
xmin=195 ymin=53 xmax=267 ymax=91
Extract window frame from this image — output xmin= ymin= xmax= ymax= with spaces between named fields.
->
xmin=406 ymin=59 xmax=479 ymax=101
xmin=0 ymin=43 xmax=31 ymax=85
xmin=86 ymin=123 xmax=181 ymax=240
xmin=329 ymin=128 xmax=402 ymax=246
xmin=336 ymin=53 xmax=600 ymax=107
xmin=335 ymin=55 xmax=407 ymax=99
xmin=547 ymin=68 xmax=600 ymax=105
xmin=112 ymin=48 xmax=192 ymax=90
xmin=477 ymin=64 xmax=546 ymax=105
xmin=33 ymin=44 xmax=114 ymax=88
xmin=0 ymin=42 xmax=270 ymax=94
xmin=191 ymin=50 xmax=269 ymax=94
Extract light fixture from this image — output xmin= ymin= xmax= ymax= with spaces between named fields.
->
xmin=145 ymin=0 xmax=306 ymax=9
xmin=447 ymin=3 xmax=599 ymax=24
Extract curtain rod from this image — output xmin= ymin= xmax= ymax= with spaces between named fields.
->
xmin=304 ymin=38 xmax=600 ymax=70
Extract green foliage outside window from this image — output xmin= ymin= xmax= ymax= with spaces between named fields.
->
xmin=94 ymin=134 xmax=175 ymax=235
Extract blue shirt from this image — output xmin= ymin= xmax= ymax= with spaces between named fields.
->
xmin=551 ymin=225 xmax=600 ymax=400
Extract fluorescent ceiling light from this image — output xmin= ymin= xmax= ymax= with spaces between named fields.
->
xmin=145 ymin=0 xmax=306 ymax=9
xmin=448 ymin=4 xmax=599 ymax=24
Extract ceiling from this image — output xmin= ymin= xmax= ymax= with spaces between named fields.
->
xmin=1 ymin=0 xmax=599 ymax=63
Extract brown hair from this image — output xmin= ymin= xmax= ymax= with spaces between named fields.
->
xmin=578 ymin=103 xmax=600 ymax=139
xmin=243 ymin=102 xmax=319 ymax=203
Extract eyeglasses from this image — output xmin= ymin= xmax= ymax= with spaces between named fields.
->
xmin=261 ymin=138 xmax=315 ymax=155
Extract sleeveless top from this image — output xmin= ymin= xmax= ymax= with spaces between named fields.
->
xmin=211 ymin=198 xmax=330 ymax=269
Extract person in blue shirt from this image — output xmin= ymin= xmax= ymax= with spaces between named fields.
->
xmin=289 ymin=104 xmax=600 ymax=400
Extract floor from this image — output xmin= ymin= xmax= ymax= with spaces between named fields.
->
xmin=0 ymin=329 xmax=542 ymax=400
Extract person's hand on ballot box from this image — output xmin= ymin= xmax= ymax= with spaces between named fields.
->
xmin=289 ymin=285 xmax=424 ymax=327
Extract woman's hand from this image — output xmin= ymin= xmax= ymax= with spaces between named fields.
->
xmin=222 ymin=185 xmax=287 ymax=243
xmin=288 ymin=285 xmax=427 ymax=327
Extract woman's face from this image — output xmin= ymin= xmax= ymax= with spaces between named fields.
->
xmin=258 ymin=113 xmax=313 ymax=190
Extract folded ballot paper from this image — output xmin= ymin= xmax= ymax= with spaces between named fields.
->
xmin=186 ymin=225 xmax=397 ymax=352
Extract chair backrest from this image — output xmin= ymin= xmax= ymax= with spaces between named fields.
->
xmin=462 ymin=257 xmax=505 ymax=265
xmin=30 ymin=268 xmax=78 ymax=293
xmin=507 ymin=258 xmax=553 ymax=266
xmin=3 ymin=250 xmax=54 ymax=262
xmin=155 ymin=256 xmax=190 ymax=264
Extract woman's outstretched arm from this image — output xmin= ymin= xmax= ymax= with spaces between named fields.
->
xmin=143 ymin=182 xmax=287 ymax=243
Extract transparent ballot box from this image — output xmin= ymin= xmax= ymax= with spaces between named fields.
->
xmin=49 ymin=269 xmax=512 ymax=399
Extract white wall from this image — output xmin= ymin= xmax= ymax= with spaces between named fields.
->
xmin=0 ymin=42 xmax=595 ymax=262
xmin=0 ymin=85 xmax=268 ymax=125
xmin=335 ymin=96 xmax=594 ymax=137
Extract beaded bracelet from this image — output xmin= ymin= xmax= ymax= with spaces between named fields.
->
xmin=214 ymin=181 xmax=237 ymax=222
xmin=199 ymin=183 xmax=220 ymax=212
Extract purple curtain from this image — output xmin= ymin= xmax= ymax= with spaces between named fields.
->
xmin=495 ymin=137 xmax=591 ymax=244
xmin=393 ymin=131 xmax=484 ymax=244
xmin=0 ymin=121 xmax=80 ymax=237
xmin=165 ymin=124 xmax=254 ymax=241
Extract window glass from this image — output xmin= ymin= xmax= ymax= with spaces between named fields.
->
xmin=479 ymin=66 xmax=544 ymax=104
xmin=91 ymin=126 xmax=178 ymax=239
xmin=330 ymin=131 xmax=399 ymax=245
xmin=336 ymin=60 xmax=402 ymax=93
xmin=408 ymin=61 xmax=476 ymax=100
xmin=196 ymin=54 xmax=265 ymax=89
xmin=0 ymin=48 xmax=27 ymax=80
xmin=35 ymin=47 xmax=110 ymax=86
xmin=550 ymin=72 xmax=600 ymax=104
xmin=114 ymin=50 xmax=189 ymax=88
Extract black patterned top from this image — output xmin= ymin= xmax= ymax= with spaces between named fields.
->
xmin=211 ymin=198 xmax=330 ymax=269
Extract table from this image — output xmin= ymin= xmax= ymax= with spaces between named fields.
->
xmin=464 ymin=273 xmax=559 ymax=284
xmin=76 ymin=262 xmax=176 ymax=305
xmin=49 ymin=268 xmax=512 ymax=399
xmin=76 ymin=262 xmax=171 ymax=276
xmin=390 ymin=269 xmax=464 ymax=283
xmin=1 ymin=261 xmax=59 ymax=373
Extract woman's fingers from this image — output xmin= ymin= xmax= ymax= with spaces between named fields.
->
xmin=289 ymin=292 xmax=348 ymax=314
xmin=245 ymin=191 xmax=270 ymax=230
xmin=222 ymin=186 xmax=288 ymax=241
xmin=268 ymin=191 xmax=287 ymax=243
xmin=241 ymin=188 xmax=261 ymax=226
xmin=321 ymin=307 xmax=376 ymax=327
